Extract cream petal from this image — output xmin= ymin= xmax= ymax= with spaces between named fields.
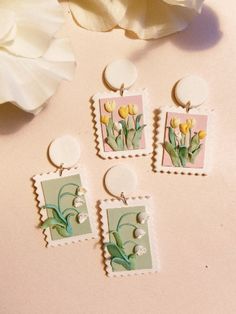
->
xmin=0 ymin=38 xmax=76 ymax=114
xmin=0 ymin=0 xmax=64 ymax=58
xmin=0 ymin=9 xmax=16 ymax=43
xmin=69 ymin=0 xmax=128 ymax=31
xmin=119 ymin=0 xmax=201 ymax=39
xmin=163 ymin=0 xmax=204 ymax=13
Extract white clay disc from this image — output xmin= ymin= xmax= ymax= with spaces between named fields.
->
xmin=175 ymin=75 xmax=208 ymax=108
xmin=104 ymin=59 xmax=138 ymax=90
xmin=49 ymin=135 xmax=80 ymax=168
xmin=105 ymin=165 xmax=138 ymax=197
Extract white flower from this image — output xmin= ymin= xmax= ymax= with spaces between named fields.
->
xmin=0 ymin=0 xmax=76 ymax=114
xmin=114 ymin=122 xmax=123 ymax=132
xmin=77 ymin=212 xmax=88 ymax=224
xmin=137 ymin=212 xmax=149 ymax=224
xmin=73 ymin=197 xmax=84 ymax=208
xmin=69 ymin=0 xmax=205 ymax=39
xmin=76 ymin=187 xmax=87 ymax=197
xmin=134 ymin=228 xmax=146 ymax=239
xmin=134 ymin=245 xmax=147 ymax=256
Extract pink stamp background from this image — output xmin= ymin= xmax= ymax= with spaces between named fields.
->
xmin=162 ymin=112 xmax=208 ymax=168
xmin=99 ymin=94 xmax=146 ymax=152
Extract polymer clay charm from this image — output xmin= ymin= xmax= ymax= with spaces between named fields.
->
xmin=156 ymin=75 xmax=212 ymax=175
xmin=100 ymin=165 xmax=159 ymax=277
xmin=33 ymin=135 xmax=96 ymax=247
xmin=93 ymin=59 xmax=152 ymax=159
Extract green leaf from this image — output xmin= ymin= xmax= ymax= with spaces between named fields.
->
xmin=44 ymin=204 xmax=66 ymax=224
xmin=41 ymin=218 xmax=65 ymax=229
xmin=126 ymin=129 xmax=135 ymax=149
xmin=168 ymin=127 xmax=176 ymax=148
xmin=119 ymin=120 xmax=127 ymax=136
xmin=188 ymin=144 xmax=202 ymax=164
xmin=111 ymin=257 xmax=131 ymax=271
xmin=132 ymin=125 xmax=146 ymax=149
xmin=106 ymin=136 xmax=118 ymax=151
xmin=106 ymin=118 xmax=115 ymax=138
xmin=65 ymin=213 xmax=75 ymax=235
xmin=105 ymin=243 xmax=129 ymax=261
xmin=116 ymin=134 xmax=124 ymax=151
xmin=62 ymin=207 xmax=79 ymax=217
xmin=135 ymin=114 xmax=143 ymax=130
xmin=178 ymin=146 xmax=188 ymax=167
xmin=127 ymin=117 xmax=133 ymax=130
xmin=163 ymin=142 xmax=181 ymax=167
xmin=128 ymin=254 xmax=136 ymax=270
xmin=189 ymin=134 xmax=200 ymax=153
xmin=111 ymin=231 xmax=124 ymax=249
xmin=54 ymin=225 xmax=71 ymax=237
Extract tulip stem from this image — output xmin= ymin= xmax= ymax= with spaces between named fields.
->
xmin=189 ymin=129 xmax=192 ymax=147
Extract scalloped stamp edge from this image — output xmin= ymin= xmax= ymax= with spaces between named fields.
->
xmin=155 ymin=106 xmax=214 ymax=175
xmin=92 ymin=89 xmax=153 ymax=159
xmin=99 ymin=196 xmax=159 ymax=277
xmin=32 ymin=167 xmax=97 ymax=247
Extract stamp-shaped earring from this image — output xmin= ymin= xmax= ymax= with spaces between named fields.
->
xmin=33 ymin=135 xmax=97 ymax=247
xmin=92 ymin=59 xmax=152 ymax=159
xmin=99 ymin=164 xmax=159 ymax=277
xmin=156 ymin=75 xmax=213 ymax=175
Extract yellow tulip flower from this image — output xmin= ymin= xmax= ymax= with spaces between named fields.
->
xmin=128 ymin=104 xmax=138 ymax=115
xmin=101 ymin=115 xmax=109 ymax=125
xmin=104 ymin=100 xmax=116 ymax=113
xmin=118 ymin=105 xmax=129 ymax=119
xmin=198 ymin=130 xmax=207 ymax=140
xmin=179 ymin=123 xmax=189 ymax=135
xmin=186 ymin=118 xmax=196 ymax=129
xmin=170 ymin=117 xmax=180 ymax=129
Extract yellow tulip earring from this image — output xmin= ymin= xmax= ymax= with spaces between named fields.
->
xmin=92 ymin=59 xmax=152 ymax=159
xmin=156 ymin=75 xmax=212 ymax=175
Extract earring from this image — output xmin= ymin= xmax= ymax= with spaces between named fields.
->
xmin=156 ymin=75 xmax=213 ymax=175
xmin=99 ymin=164 xmax=159 ymax=277
xmin=92 ymin=59 xmax=152 ymax=159
xmin=33 ymin=135 xmax=97 ymax=247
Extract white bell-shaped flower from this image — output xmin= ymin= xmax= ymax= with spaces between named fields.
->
xmin=134 ymin=228 xmax=146 ymax=239
xmin=77 ymin=212 xmax=88 ymax=224
xmin=137 ymin=212 xmax=149 ymax=224
xmin=134 ymin=245 xmax=147 ymax=256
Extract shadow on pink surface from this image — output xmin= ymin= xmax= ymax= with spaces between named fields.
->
xmin=0 ymin=103 xmax=33 ymax=135
xmin=128 ymin=5 xmax=222 ymax=61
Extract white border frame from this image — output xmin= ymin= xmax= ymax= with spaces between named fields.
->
xmin=92 ymin=89 xmax=152 ymax=159
xmin=155 ymin=106 xmax=212 ymax=175
xmin=33 ymin=167 xmax=97 ymax=247
xmin=99 ymin=196 xmax=159 ymax=277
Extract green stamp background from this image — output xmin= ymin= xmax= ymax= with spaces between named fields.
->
xmin=41 ymin=174 xmax=92 ymax=240
xmin=107 ymin=205 xmax=152 ymax=272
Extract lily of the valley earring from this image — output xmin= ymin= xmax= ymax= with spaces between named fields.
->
xmin=33 ymin=135 xmax=96 ymax=247
xmin=156 ymin=75 xmax=211 ymax=175
xmin=100 ymin=165 xmax=159 ymax=277
xmin=93 ymin=59 xmax=152 ymax=159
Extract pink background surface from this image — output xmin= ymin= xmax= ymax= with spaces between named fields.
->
xmin=163 ymin=112 xmax=208 ymax=168
xmin=0 ymin=1 xmax=236 ymax=314
xmin=99 ymin=94 xmax=145 ymax=152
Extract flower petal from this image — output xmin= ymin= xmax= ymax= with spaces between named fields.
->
xmin=119 ymin=0 xmax=202 ymax=39
xmin=0 ymin=0 xmax=65 ymax=58
xmin=0 ymin=38 xmax=75 ymax=113
xmin=0 ymin=9 xmax=16 ymax=44
xmin=69 ymin=0 xmax=128 ymax=31
xmin=163 ymin=0 xmax=204 ymax=13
